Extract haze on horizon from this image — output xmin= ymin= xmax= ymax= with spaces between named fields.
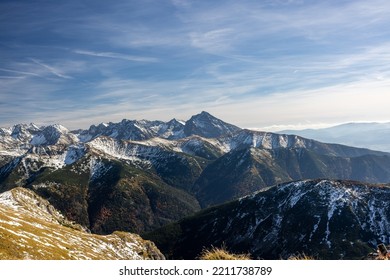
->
xmin=1 ymin=0 xmax=390 ymax=130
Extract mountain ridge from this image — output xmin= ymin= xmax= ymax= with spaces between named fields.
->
xmin=144 ymin=179 xmax=390 ymax=260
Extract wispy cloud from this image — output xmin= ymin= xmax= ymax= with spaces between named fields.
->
xmin=29 ymin=58 xmax=72 ymax=79
xmin=0 ymin=68 xmax=41 ymax=78
xmin=74 ymin=50 xmax=159 ymax=63
xmin=1 ymin=0 xmax=390 ymax=129
xmin=190 ymin=28 xmax=235 ymax=53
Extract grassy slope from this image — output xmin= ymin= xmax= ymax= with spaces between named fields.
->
xmin=0 ymin=187 xmax=164 ymax=260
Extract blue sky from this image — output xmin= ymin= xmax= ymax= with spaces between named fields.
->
xmin=1 ymin=0 xmax=390 ymax=130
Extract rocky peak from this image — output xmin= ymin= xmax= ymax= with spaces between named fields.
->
xmin=30 ymin=124 xmax=77 ymax=146
xmin=10 ymin=123 xmax=41 ymax=142
xmin=184 ymin=111 xmax=241 ymax=138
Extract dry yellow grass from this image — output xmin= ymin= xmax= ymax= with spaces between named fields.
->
xmin=0 ymin=187 xmax=164 ymax=260
xmin=198 ymin=246 xmax=251 ymax=260
xmin=287 ymin=253 xmax=316 ymax=260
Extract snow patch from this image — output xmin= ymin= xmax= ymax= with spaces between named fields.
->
xmin=309 ymin=215 xmax=321 ymax=242
xmin=90 ymin=157 xmax=111 ymax=180
xmin=0 ymin=191 xmax=18 ymax=210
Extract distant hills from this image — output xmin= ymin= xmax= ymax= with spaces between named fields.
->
xmin=279 ymin=122 xmax=390 ymax=153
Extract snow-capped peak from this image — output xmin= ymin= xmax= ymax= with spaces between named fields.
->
xmin=30 ymin=124 xmax=77 ymax=146
xmin=50 ymin=124 xmax=69 ymax=133
xmin=9 ymin=123 xmax=41 ymax=142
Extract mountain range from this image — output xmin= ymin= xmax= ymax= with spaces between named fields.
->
xmin=1 ymin=112 xmax=390 ymax=259
xmin=279 ymin=122 xmax=390 ymax=153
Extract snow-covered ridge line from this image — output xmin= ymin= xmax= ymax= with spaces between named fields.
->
xmin=2 ymin=112 xmax=389 ymax=158
xmin=251 ymin=180 xmax=390 ymax=247
xmin=87 ymin=136 xmax=157 ymax=167
xmin=219 ymin=129 xmax=307 ymax=151
xmin=132 ymin=135 xmax=228 ymax=154
xmin=0 ymin=122 xmax=78 ymax=150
